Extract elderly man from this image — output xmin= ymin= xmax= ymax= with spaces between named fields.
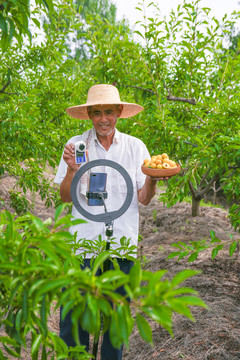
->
xmin=54 ymin=84 xmax=161 ymax=360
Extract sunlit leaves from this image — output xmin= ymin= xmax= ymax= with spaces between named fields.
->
xmin=136 ymin=313 xmax=153 ymax=344
xmin=0 ymin=0 xmax=54 ymax=51
xmin=0 ymin=208 xmax=207 ymax=356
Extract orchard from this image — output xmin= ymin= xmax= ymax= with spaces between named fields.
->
xmin=0 ymin=0 xmax=239 ymax=358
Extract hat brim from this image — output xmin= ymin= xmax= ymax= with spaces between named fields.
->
xmin=66 ymin=102 xmax=144 ymax=119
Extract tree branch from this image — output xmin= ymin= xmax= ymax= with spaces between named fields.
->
xmin=200 ymin=167 xmax=211 ymax=188
xmin=212 ymin=168 xmax=238 ymax=193
xmin=122 ymin=84 xmax=197 ymax=105
xmin=167 ymin=95 xmax=197 ymax=105
xmin=122 ymin=84 xmax=157 ymax=95
xmin=188 ymin=180 xmax=200 ymax=199
xmin=193 ymin=113 xmax=206 ymax=124
xmin=189 ymin=172 xmax=221 ymax=200
xmin=198 ymin=173 xmax=222 ymax=198
xmin=0 ymin=80 xmax=11 ymax=93
xmin=183 ymin=140 xmax=198 ymax=147
xmin=0 ymin=92 xmax=18 ymax=95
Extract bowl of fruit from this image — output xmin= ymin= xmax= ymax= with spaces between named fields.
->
xmin=141 ymin=153 xmax=181 ymax=178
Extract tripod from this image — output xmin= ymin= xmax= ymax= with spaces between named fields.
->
xmin=71 ymin=159 xmax=133 ymax=360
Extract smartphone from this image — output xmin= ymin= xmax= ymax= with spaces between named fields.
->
xmin=87 ymin=173 xmax=107 ymax=206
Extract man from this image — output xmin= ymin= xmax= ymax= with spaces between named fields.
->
xmin=54 ymin=84 xmax=162 ymax=359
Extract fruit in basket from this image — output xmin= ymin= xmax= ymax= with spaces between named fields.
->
xmin=164 ymin=158 xmax=176 ymax=167
xmin=161 ymin=153 xmax=169 ymax=159
xmin=162 ymin=162 xmax=171 ymax=169
xmin=143 ymin=153 xmax=177 ymax=169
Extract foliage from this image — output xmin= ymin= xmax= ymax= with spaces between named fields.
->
xmin=0 ymin=205 xmax=208 ymax=358
xmin=66 ymin=0 xmax=119 ymax=59
xmin=79 ymin=235 xmax=138 ymax=261
xmin=228 ymin=204 xmax=240 ymax=233
xmin=0 ymin=0 xmax=131 ymax=213
xmin=0 ymin=1 xmax=94 ymax=213
xmin=166 ymin=229 xmax=240 ymax=263
xmin=83 ymin=0 xmax=240 ymax=216
xmin=0 ymin=0 xmax=54 ymax=51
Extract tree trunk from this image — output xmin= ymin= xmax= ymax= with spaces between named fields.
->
xmin=192 ymin=196 xmax=201 ymax=216
xmin=212 ymin=181 xmax=216 ymax=205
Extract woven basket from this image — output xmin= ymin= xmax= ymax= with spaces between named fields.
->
xmin=141 ymin=164 xmax=181 ymax=178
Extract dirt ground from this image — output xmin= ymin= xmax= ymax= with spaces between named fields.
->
xmin=124 ymin=198 xmax=240 ymax=360
xmin=0 ymin=173 xmax=240 ymax=360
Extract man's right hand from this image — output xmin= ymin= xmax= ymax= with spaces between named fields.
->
xmin=63 ymin=143 xmax=80 ymax=173
xmin=60 ymin=142 xmax=88 ymax=202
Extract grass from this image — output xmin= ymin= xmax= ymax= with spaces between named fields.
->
xmin=156 ymin=184 xmax=225 ymax=210
xmin=182 ymin=195 xmax=224 ymax=209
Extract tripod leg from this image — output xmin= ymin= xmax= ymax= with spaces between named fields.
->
xmin=92 ymin=236 xmax=111 ymax=359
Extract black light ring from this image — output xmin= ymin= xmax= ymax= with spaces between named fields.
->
xmin=70 ymin=159 xmax=134 ymax=223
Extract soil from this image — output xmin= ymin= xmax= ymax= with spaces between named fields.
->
xmin=0 ymin=172 xmax=240 ymax=360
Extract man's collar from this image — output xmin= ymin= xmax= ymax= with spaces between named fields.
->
xmin=92 ymin=127 xmax=119 ymax=145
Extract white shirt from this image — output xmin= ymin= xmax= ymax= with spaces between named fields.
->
xmin=54 ymin=127 xmax=150 ymax=258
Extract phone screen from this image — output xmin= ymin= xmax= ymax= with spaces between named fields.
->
xmin=87 ymin=173 xmax=107 ymax=206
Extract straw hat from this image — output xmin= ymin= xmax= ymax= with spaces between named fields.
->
xmin=66 ymin=84 xmax=144 ymax=119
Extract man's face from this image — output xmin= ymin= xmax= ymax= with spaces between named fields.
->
xmin=88 ymin=104 xmax=123 ymax=137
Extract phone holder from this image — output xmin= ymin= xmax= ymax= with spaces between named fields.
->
xmin=86 ymin=191 xmax=108 ymax=200
xmin=70 ymin=159 xmax=134 ymax=223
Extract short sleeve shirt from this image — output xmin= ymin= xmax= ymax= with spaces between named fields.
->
xmin=54 ymin=128 xmax=150 ymax=258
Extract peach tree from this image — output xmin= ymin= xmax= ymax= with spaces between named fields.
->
xmin=82 ymin=0 xmax=240 ymax=216
xmin=0 ymin=0 xmax=104 ymax=213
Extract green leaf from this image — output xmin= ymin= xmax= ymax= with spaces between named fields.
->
xmin=0 ymin=14 xmax=7 ymax=34
xmin=32 ymin=218 xmax=45 ymax=232
xmin=0 ymin=336 xmax=19 ymax=347
xmin=117 ymin=305 xmax=129 ymax=346
xmin=188 ymin=252 xmax=198 ymax=262
xmin=22 ymin=288 xmax=28 ymax=322
xmin=15 ymin=309 xmax=23 ymax=332
xmin=32 ymin=18 xmax=41 ymax=28
xmin=210 ymin=237 xmax=221 ymax=244
xmin=98 ymin=298 xmax=112 ymax=316
xmin=178 ymin=296 xmax=208 ymax=308
xmin=31 ymin=334 xmax=42 ymax=358
xmin=133 ymin=30 xmax=144 ymax=39
xmin=171 ymin=269 xmax=201 ymax=287
xmin=136 ymin=313 xmax=153 ymax=344
xmin=212 ymin=245 xmax=223 ymax=259
xmin=166 ymin=251 xmax=181 ymax=259
xmin=71 ymin=307 xmax=82 ymax=346
xmin=129 ymin=261 xmax=141 ymax=291
xmin=35 ymin=279 xmax=67 ymax=297
xmin=92 ymin=252 xmax=110 ymax=276
xmin=2 ymin=344 xmax=20 ymax=358
xmin=40 ymin=294 xmax=48 ymax=336
xmin=0 ymin=348 xmax=6 ymax=360
xmin=54 ymin=215 xmax=87 ymax=229
xmin=41 ymin=0 xmax=54 ymax=12
xmin=210 ymin=230 xmax=215 ymax=239
xmin=229 ymin=241 xmax=237 ymax=256
xmin=109 ymin=312 xmax=122 ymax=349
xmin=54 ymin=203 xmax=67 ymax=222
xmin=41 ymin=345 xmax=47 ymax=360
xmin=98 ymin=269 xmax=127 ymax=284
xmin=6 ymin=17 xmax=15 ymax=43
xmin=167 ymin=298 xmax=194 ymax=321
